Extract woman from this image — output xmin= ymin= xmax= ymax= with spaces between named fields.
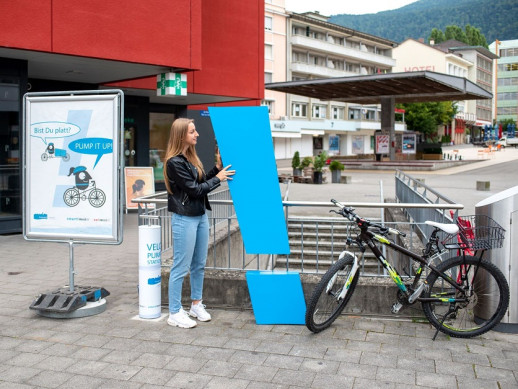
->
xmin=164 ymin=118 xmax=235 ymax=328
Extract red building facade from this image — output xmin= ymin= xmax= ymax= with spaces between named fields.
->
xmin=0 ymin=0 xmax=264 ymax=233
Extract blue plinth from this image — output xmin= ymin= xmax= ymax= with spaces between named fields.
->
xmin=246 ymin=271 xmax=306 ymax=325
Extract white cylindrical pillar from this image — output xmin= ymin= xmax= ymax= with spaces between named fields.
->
xmin=138 ymin=225 xmax=162 ymax=319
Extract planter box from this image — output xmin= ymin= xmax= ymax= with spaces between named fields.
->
xmin=331 ymin=170 xmax=342 ymax=183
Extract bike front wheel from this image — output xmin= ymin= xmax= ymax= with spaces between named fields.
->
xmin=305 ymin=253 xmax=359 ymax=333
xmin=422 ymin=255 xmax=509 ymax=338
xmin=89 ymin=189 xmax=106 ymax=207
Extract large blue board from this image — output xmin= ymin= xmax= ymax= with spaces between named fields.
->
xmin=208 ymin=106 xmax=290 ymax=254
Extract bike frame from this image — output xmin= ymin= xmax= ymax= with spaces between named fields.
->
xmin=358 ymin=227 xmax=468 ymax=303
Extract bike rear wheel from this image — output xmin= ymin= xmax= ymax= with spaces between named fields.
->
xmin=422 ymin=255 xmax=509 ymax=338
xmin=305 ymin=253 xmax=359 ymax=333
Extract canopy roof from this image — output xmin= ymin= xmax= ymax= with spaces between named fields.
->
xmin=265 ymin=71 xmax=492 ymax=104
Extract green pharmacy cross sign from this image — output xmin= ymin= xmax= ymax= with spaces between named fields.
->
xmin=156 ymin=73 xmax=187 ymax=96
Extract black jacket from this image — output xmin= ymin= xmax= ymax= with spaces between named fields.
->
xmin=166 ymin=154 xmax=221 ymax=216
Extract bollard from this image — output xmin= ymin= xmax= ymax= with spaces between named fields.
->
xmin=138 ymin=225 xmax=162 ymax=318
xmin=476 ymin=181 xmax=490 ymax=191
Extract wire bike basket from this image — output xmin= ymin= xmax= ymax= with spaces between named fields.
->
xmin=453 ymin=214 xmax=506 ymax=251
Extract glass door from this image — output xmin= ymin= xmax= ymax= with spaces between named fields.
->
xmin=0 ymin=81 xmax=21 ymax=222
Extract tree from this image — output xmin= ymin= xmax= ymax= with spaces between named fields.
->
xmin=444 ymin=25 xmax=467 ymax=43
xmin=428 ymin=24 xmax=488 ymax=48
xmin=500 ymin=118 xmax=516 ymax=133
xmin=430 ymin=28 xmax=445 ymax=44
xmin=465 ymin=24 xmax=488 ymax=47
xmin=397 ymin=101 xmax=457 ymax=142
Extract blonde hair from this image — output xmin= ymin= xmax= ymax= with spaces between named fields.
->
xmin=163 ymin=118 xmax=204 ymax=194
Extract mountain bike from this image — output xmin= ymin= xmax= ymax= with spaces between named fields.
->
xmin=305 ymin=199 xmax=509 ymax=339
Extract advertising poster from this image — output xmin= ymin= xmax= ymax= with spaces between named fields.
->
xmin=376 ymin=134 xmax=390 ymax=154
xmin=124 ymin=167 xmax=155 ymax=210
xmin=352 ymin=136 xmax=364 ymax=154
xmin=23 ymin=91 xmax=123 ymax=243
xmin=328 ymin=135 xmax=340 ymax=155
xmin=402 ymin=133 xmax=416 ymax=154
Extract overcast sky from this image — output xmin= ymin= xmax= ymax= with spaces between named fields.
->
xmin=284 ymin=0 xmax=418 ymax=15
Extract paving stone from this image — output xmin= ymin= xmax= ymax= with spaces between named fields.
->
xmin=397 ymin=356 xmax=435 ymax=373
xmin=198 ymin=359 xmax=242 ymax=378
xmin=336 ymin=362 xmax=375 ymax=379
xmin=272 ymin=368 xmax=316 ymax=387
xmin=0 ymin=365 xmax=42 ymax=383
xmin=346 ymin=340 xmax=382 ymax=353
xmin=58 ymin=374 xmax=108 ymax=389
xmin=263 ymin=354 xmax=304 ymax=370
xmin=474 ymin=365 xmax=517 ymax=381
xmin=26 ymin=370 xmax=74 ymax=388
xmin=164 ymin=355 xmax=206 ymax=373
xmin=310 ymin=372 xmax=354 ymax=388
xmin=323 ymin=347 xmax=362 ymax=363
xmin=165 ymin=371 xmax=212 ymax=388
xmin=102 ymin=349 xmax=144 ymax=364
xmin=255 ymin=340 xmax=294 ymax=355
xmin=130 ymin=352 xmax=174 ymax=369
xmin=415 ymin=372 xmax=458 ymax=388
xmin=98 ymin=379 xmax=144 ymax=389
xmin=5 ymin=351 xmax=49 ymax=367
xmin=456 ymin=377 xmax=500 ymax=389
xmin=228 ymin=350 xmax=269 ymax=365
xmin=234 ymin=363 xmax=278 ymax=382
xmin=289 ymin=344 xmax=327 ymax=359
xmin=376 ymin=366 xmax=416 ymax=385
xmin=359 ymin=351 xmax=397 ymax=368
xmin=129 ymin=367 xmax=177 ymax=386
xmin=66 ymin=359 xmax=111 ymax=376
xmin=352 ymin=377 xmax=395 ymax=388
xmin=205 ymin=376 xmax=250 ymax=389
xmin=300 ymin=358 xmax=340 ymax=374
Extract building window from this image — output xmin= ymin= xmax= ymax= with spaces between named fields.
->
xmin=332 ymin=106 xmax=345 ymax=120
xmin=312 ymin=104 xmax=327 ymax=119
xmin=292 ymin=103 xmax=307 ymax=118
xmin=264 ymin=72 xmax=272 ymax=84
xmin=349 ymin=107 xmax=361 ymax=120
xmin=261 ymin=100 xmax=274 ymax=115
xmin=265 ymin=16 xmax=272 ymax=31
xmin=265 ymin=44 xmax=273 ymax=60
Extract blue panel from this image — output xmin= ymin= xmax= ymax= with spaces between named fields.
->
xmin=246 ymin=271 xmax=306 ymax=325
xmin=208 ymin=106 xmax=290 ymax=254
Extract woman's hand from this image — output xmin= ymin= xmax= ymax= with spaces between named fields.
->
xmin=216 ymin=165 xmax=235 ymax=182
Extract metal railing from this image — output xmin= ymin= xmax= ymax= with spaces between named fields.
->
xmin=134 ymin=194 xmax=463 ymax=277
xmin=396 ymin=170 xmax=460 ymax=239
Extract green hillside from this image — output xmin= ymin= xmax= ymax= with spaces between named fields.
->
xmin=328 ymin=0 xmax=517 ymax=44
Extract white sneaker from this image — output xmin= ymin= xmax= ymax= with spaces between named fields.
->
xmin=189 ymin=301 xmax=211 ymax=322
xmin=167 ymin=309 xmax=197 ymax=328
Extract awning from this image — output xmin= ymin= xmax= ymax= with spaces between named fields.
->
xmin=266 ymin=71 xmax=492 ymax=104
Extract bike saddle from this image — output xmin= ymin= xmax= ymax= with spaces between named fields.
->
xmin=425 ymin=221 xmax=459 ymax=235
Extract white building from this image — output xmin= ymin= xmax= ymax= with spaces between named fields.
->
xmin=490 ymin=39 xmax=518 ymax=124
xmin=263 ymin=3 xmax=405 ymax=160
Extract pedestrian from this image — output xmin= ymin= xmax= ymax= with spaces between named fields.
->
xmin=164 ymin=118 xmax=235 ymax=328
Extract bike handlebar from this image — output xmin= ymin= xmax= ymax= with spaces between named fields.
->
xmin=330 ymin=199 xmax=406 ymax=238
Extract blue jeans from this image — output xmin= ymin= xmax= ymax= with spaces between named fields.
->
xmin=168 ymin=213 xmax=209 ymax=314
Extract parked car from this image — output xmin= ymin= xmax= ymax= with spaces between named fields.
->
xmin=495 ymin=136 xmax=518 ymax=148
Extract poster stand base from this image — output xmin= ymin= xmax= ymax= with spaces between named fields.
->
xmin=29 ymin=241 xmax=109 ymax=319
xmin=35 ymin=298 xmax=107 ymax=319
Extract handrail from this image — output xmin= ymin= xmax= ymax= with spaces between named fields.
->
xmin=132 ymin=193 xmax=463 ymax=210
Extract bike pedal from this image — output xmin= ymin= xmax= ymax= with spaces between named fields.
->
xmin=391 ymin=302 xmax=403 ymax=314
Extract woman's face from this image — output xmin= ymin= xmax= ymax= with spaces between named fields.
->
xmin=183 ymin=122 xmax=199 ymax=148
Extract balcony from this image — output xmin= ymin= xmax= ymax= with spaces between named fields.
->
xmin=291 ymin=35 xmax=396 ymax=68
xmin=291 ymin=62 xmax=358 ymax=78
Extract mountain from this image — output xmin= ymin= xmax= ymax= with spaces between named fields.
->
xmin=328 ymin=0 xmax=517 ymax=44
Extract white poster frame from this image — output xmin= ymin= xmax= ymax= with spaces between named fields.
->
xmin=22 ymin=90 xmax=124 ymax=244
